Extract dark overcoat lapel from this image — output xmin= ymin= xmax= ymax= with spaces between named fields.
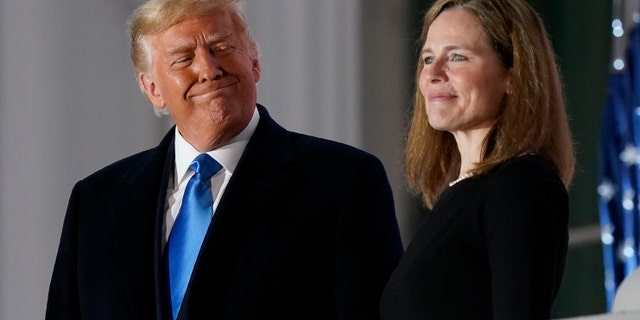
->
xmin=178 ymin=105 xmax=296 ymax=318
xmin=108 ymin=105 xmax=294 ymax=319
xmin=110 ymin=129 xmax=175 ymax=319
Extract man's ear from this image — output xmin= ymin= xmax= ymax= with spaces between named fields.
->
xmin=252 ymin=58 xmax=261 ymax=83
xmin=138 ymin=72 xmax=165 ymax=109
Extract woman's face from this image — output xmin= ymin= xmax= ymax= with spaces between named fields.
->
xmin=419 ymin=8 xmax=511 ymax=138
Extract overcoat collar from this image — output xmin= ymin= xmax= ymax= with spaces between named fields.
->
xmin=110 ymin=105 xmax=297 ymax=319
xmin=179 ymin=104 xmax=297 ymax=318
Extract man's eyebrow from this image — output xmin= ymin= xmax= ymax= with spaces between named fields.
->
xmin=165 ymin=41 xmax=197 ymax=56
xmin=164 ymin=33 xmax=234 ymax=56
xmin=205 ymin=32 xmax=232 ymax=44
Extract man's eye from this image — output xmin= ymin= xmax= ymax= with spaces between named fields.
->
xmin=174 ymin=57 xmax=192 ymax=65
xmin=213 ymin=45 xmax=235 ymax=55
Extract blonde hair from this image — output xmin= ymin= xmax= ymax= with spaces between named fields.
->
xmin=128 ymin=0 xmax=256 ymax=73
xmin=406 ymin=0 xmax=574 ymax=208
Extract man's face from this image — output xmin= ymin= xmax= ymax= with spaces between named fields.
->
xmin=139 ymin=8 xmax=260 ymax=151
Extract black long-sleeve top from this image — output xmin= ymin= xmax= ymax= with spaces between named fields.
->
xmin=381 ymin=155 xmax=568 ymax=319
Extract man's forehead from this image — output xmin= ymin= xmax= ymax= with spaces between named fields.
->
xmin=151 ymin=14 xmax=237 ymax=44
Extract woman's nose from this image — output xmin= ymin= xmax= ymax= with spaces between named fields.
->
xmin=423 ymin=60 xmax=446 ymax=83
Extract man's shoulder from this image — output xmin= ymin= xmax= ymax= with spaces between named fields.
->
xmin=256 ymin=105 xmax=376 ymax=161
xmin=79 ymin=129 xmax=173 ymax=185
xmin=281 ymin=132 xmax=390 ymax=179
xmin=253 ymin=106 xmax=386 ymax=174
xmin=81 ymin=146 xmax=164 ymax=185
xmin=288 ymin=131 xmax=374 ymax=160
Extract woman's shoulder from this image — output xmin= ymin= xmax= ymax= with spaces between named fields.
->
xmin=482 ymin=154 xmax=567 ymax=202
xmin=491 ymin=154 xmax=561 ymax=183
xmin=480 ymin=155 xmax=569 ymax=234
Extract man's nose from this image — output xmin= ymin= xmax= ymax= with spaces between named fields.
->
xmin=195 ymin=49 xmax=223 ymax=82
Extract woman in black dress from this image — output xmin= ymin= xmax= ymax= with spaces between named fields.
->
xmin=380 ymin=0 xmax=574 ymax=319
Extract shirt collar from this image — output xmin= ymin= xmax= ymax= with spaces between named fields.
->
xmin=174 ymin=106 xmax=260 ymax=183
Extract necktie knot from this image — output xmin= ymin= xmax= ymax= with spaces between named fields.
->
xmin=190 ymin=154 xmax=222 ymax=180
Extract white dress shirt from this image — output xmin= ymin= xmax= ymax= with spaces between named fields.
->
xmin=164 ymin=107 xmax=260 ymax=243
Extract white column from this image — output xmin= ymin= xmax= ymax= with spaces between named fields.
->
xmin=0 ymin=0 xmax=170 ymax=318
xmin=245 ymin=0 xmax=362 ymax=145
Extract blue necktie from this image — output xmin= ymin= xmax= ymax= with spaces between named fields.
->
xmin=168 ymin=154 xmax=222 ymax=320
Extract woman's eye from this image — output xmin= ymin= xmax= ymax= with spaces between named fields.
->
xmin=452 ymin=54 xmax=467 ymax=61
xmin=424 ymin=56 xmax=434 ymax=64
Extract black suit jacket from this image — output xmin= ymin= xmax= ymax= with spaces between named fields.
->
xmin=46 ymin=105 xmax=403 ymax=320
